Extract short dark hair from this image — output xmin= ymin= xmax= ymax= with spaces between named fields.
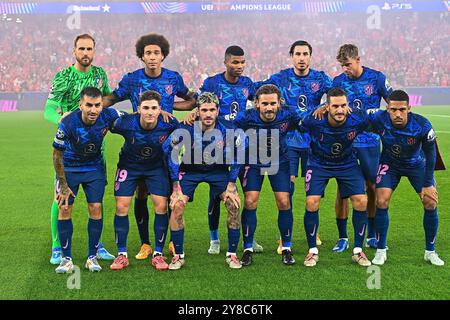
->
xmin=388 ymin=90 xmax=409 ymax=105
xmin=197 ymin=92 xmax=219 ymax=108
xmin=326 ymin=87 xmax=348 ymax=104
xmin=74 ymin=34 xmax=95 ymax=48
xmin=225 ymin=45 xmax=245 ymax=60
xmin=289 ymin=40 xmax=312 ymax=56
xmin=255 ymin=84 xmax=282 ymax=102
xmin=336 ymin=44 xmax=359 ymax=64
xmin=80 ymin=86 xmax=102 ymax=100
xmin=135 ymin=34 xmax=170 ymax=60
xmin=139 ymin=90 xmax=161 ymax=106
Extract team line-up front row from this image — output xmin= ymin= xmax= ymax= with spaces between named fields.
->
xmin=52 ymin=84 xmax=444 ymax=273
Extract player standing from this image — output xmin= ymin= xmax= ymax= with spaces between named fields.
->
xmin=189 ymin=45 xmax=262 ymax=255
xmin=256 ymin=40 xmax=333 ymax=252
xmin=165 ymin=92 xmax=243 ymax=269
xmin=300 ymin=87 xmax=371 ymax=267
xmin=234 ymin=84 xmax=307 ymax=266
xmin=52 ymin=87 xmax=121 ymax=273
xmin=103 ymin=34 xmax=196 ymax=261
xmin=45 ymin=34 xmax=115 ymax=265
xmin=367 ymin=90 xmax=444 ymax=266
xmin=331 ymin=44 xmax=393 ymax=252
xmin=108 ymin=90 xmax=179 ymax=271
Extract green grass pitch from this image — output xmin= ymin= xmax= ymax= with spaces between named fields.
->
xmin=0 ymin=106 xmax=449 ymax=300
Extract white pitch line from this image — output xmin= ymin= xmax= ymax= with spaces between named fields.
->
xmin=421 ymin=114 xmax=450 ymax=118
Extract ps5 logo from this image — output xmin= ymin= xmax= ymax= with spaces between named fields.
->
xmin=381 ymin=2 xmax=413 ymax=10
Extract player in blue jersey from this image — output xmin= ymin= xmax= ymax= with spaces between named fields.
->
xmin=184 ymin=46 xmax=261 ymax=255
xmin=103 ymin=34 xmax=196 ymax=261
xmin=331 ymin=44 xmax=393 ymax=252
xmin=52 ymin=87 xmax=122 ymax=273
xmin=367 ymin=90 xmax=444 ymax=266
xmin=234 ymin=84 xmax=307 ymax=267
xmin=107 ymin=90 xmax=179 ymax=271
xmin=300 ymin=87 xmax=372 ymax=267
xmin=256 ymin=40 xmax=333 ymax=253
xmin=164 ymin=92 xmax=243 ymax=269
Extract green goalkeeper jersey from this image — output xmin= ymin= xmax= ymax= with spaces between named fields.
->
xmin=44 ymin=64 xmax=112 ymax=124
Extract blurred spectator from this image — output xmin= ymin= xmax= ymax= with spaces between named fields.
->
xmin=0 ymin=11 xmax=448 ymax=93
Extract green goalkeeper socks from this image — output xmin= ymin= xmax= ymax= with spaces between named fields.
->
xmin=51 ymin=200 xmax=61 ymax=249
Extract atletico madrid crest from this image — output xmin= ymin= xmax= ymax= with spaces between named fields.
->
xmin=311 ymin=82 xmax=320 ymax=92
xmin=364 ymin=84 xmax=374 ymax=96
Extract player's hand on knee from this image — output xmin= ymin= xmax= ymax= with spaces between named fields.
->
xmin=170 ymin=191 xmax=186 ymax=211
xmin=56 ymin=185 xmax=75 ymax=210
xmin=182 ymin=109 xmax=199 ymax=125
xmin=420 ymin=186 xmax=438 ymax=204
xmin=223 ymin=183 xmax=240 ymax=210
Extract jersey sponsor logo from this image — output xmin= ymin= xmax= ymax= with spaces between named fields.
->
xmin=141 ymin=147 xmax=153 ymax=156
xmin=391 ymin=144 xmax=402 ymax=155
xmin=427 ymin=129 xmax=436 ymax=142
xmin=347 ymin=131 xmax=357 ymax=140
xmin=165 ymin=85 xmax=173 ymax=95
xmin=353 ymin=99 xmax=363 ymax=109
xmin=364 ymin=84 xmax=374 ymax=96
xmin=297 ymin=95 xmax=307 ymax=108
xmin=84 ymin=143 xmax=96 ymax=153
xmin=311 ymin=82 xmax=320 ymax=93
xmin=331 ymin=143 xmax=343 ymax=155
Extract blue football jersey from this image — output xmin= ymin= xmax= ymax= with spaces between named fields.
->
xmin=234 ymin=107 xmax=305 ymax=167
xmin=113 ymin=68 xmax=189 ymax=113
xmin=164 ymin=119 xmax=242 ymax=182
xmin=53 ymin=108 xmax=121 ymax=172
xmin=333 ymin=66 xmax=393 ymax=147
xmin=368 ymin=110 xmax=436 ymax=170
xmin=299 ymin=109 xmax=369 ymax=169
xmin=200 ymin=72 xmax=255 ymax=121
xmin=255 ymin=68 xmax=332 ymax=149
xmin=110 ymin=113 xmax=179 ymax=171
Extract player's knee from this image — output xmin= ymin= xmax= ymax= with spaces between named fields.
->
xmin=376 ymin=197 xmax=389 ymax=209
xmin=58 ymin=208 xmax=72 ymax=220
xmin=352 ymin=195 xmax=368 ymax=211
xmin=244 ymin=197 xmax=258 ymax=210
xmin=172 ymin=201 xmax=185 ymax=213
xmin=227 ymin=210 xmax=241 ymax=229
xmin=225 ymin=198 xmax=239 ymax=213
xmin=306 ymin=197 xmax=320 ymax=212
xmin=276 ymin=197 xmax=291 ymax=210
xmin=88 ymin=203 xmax=102 ymax=219
xmin=422 ymin=197 xmax=437 ymax=210
xmin=115 ymin=202 xmax=130 ymax=215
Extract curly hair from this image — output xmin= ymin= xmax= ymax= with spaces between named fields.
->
xmin=135 ymin=33 xmax=170 ymax=60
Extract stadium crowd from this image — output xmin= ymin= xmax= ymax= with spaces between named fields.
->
xmin=0 ymin=11 xmax=448 ymax=92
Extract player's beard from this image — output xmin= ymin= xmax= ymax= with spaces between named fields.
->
xmin=77 ymin=56 xmax=93 ymax=67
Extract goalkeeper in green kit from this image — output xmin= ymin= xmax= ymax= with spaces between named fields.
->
xmin=45 ymin=34 xmax=115 ymax=264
